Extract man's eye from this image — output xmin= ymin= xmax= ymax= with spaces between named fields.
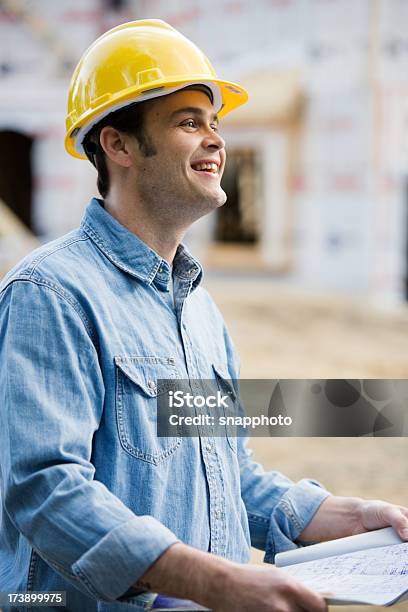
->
xmin=211 ymin=124 xmax=219 ymax=132
xmin=182 ymin=120 xmax=196 ymax=128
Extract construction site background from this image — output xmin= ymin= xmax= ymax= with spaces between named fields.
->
xmin=1 ymin=2 xmax=408 ymax=610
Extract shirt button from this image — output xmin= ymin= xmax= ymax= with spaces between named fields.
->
xmin=214 ymin=510 xmax=221 ymax=520
xmin=205 ymin=443 xmax=212 ymax=452
xmin=148 ymin=380 xmax=156 ymax=392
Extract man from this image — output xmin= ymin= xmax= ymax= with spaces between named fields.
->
xmin=0 ymin=19 xmax=407 ymax=612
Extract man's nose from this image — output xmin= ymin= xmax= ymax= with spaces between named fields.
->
xmin=202 ymin=129 xmax=225 ymax=150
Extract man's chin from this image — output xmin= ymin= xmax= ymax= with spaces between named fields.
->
xmin=206 ymin=187 xmax=227 ymax=209
xmin=186 ymin=186 xmax=227 ymax=217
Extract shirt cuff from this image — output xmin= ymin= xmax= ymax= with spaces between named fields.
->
xmin=71 ymin=515 xmax=180 ymax=601
xmin=264 ymin=478 xmax=331 ymax=563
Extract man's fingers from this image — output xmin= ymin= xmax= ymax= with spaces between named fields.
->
xmin=293 ymin=582 xmax=328 ymax=612
xmin=400 ymin=510 xmax=408 ymax=539
xmin=382 ymin=505 xmax=408 ymax=539
xmin=399 ymin=506 xmax=408 ymax=519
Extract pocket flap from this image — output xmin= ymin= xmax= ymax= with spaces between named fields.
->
xmin=212 ymin=363 xmax=237 ymax=401
xmin=115 ymin=356 xmax=179 ymax=397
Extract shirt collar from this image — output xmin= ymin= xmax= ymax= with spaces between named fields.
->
xmin=81 ymin=198 xmax=203 ymax=290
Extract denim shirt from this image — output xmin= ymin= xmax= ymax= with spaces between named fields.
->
xmin=0 ymin=198 xmax=330 ymax=611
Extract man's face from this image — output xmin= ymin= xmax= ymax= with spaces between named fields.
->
xmin=128 ymin=89 xmax=227 ymax=222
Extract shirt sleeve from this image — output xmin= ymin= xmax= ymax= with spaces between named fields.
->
xmin=221 ymin=322 xmax=331 ymax=563
xmin=0 ymin=278 xmax=179 ymax=602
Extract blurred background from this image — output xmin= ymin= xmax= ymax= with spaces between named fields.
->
xmin=1 ymin=1 xmax=408 ymax=609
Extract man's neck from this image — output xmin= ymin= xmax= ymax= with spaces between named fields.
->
xmin=103 ymin=195 xmax=186 ymax=264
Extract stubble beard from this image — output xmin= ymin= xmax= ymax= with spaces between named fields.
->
xmin=139 ymin=170 xmax=227 ymax=227
xmin=178 ymin=184 xmax=227 ymax=226
xmin=182 ymin=170 xmax=228 ymax=218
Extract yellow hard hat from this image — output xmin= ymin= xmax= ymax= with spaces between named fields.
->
xmin=65 ymin=19 xmax=248 ymax=159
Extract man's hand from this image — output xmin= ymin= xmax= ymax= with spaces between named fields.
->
xmin=298 ymin=495 xmax=408 ymax=543
xmin=352 ymin=498 xmax=408 ymax=539
xmin=135 ymin=542 xmax=328 ymax=612
xmin=212 ymin=561 xmax=328 ymax=612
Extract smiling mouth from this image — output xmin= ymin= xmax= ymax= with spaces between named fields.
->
xmin=191 ymin=161 xmax=219 ymax=176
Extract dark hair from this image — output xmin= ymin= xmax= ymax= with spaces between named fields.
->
xmin=82 ymin=100 xmax=156 ymax=199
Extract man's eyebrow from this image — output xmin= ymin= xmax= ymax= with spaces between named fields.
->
xmin=170 ymin=107 xmax=219 ymax=123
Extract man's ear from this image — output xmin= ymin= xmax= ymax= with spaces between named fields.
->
xmin=99 ymin=126 xmax=133 ymax=168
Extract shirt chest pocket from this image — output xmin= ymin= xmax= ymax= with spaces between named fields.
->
xmin=115 ymin=356 xmax=182 ymax=464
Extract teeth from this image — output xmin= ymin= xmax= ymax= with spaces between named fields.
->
xmin=193 ymin=162 xmax=218 ymax=173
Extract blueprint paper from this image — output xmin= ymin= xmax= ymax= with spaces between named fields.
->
xmin=282 ymin=543 xmax=408 ymax=605
xmin=275 ymin=526 xmax=402 ymax=567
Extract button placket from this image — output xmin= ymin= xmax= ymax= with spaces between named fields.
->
xmin=176 ymin=274 xmax=226 ymax=557
xmin=201 ymin=439 xmax=226 ymax=555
